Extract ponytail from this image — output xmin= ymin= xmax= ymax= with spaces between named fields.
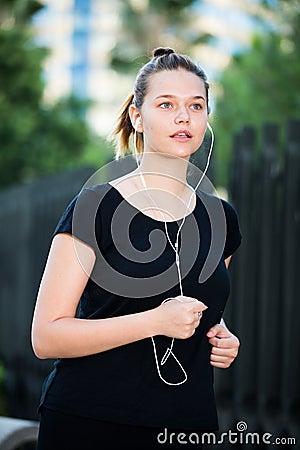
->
xmin=111 ymin=93 xmax=134 ymax=159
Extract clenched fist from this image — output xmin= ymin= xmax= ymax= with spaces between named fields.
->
xmin=152 ymin=295 xmax=208 ymax=339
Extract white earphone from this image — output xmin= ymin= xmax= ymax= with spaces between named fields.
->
xmin=136 ymin=118 xmax=142 ymax=129
xmin=133 ymin=122 xmax=215 ymax=385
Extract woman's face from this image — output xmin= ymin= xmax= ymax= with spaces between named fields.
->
xmin=139 ymin=69 xmax=209 ymax=160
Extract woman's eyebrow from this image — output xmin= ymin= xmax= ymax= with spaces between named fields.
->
xmin=154 ymin=94 xmax=206 ymax=101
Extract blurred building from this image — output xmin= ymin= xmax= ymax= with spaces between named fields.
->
xmin=33 ymin=0 xmax=134 ymax=136
xmin=192 ymin=0 xmax=268 ymax=78
xmin=33 ymin=0 xmax=268 ymax=136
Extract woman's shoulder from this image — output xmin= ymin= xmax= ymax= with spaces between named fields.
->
xmin=73 ymin=182 xmax=124 ymax=222
xmin=196 ymin=189 xmax=239 ymax=219
xmin=80 ymin=181 xmax=111 ymax=197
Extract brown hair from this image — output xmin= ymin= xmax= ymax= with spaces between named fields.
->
xmin=112 ymin=47 xmax=210 ymax=159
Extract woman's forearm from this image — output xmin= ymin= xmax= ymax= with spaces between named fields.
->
xmin=32 ymin=296 xmax=207 ymax=359
xmin=32 ymin=309 xmax=158 ymax=359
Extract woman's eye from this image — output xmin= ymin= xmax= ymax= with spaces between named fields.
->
xmin=159 ymin=102 xmax=172 ymax=109
xmin=191 ymin=103 xmax=203 ymax=110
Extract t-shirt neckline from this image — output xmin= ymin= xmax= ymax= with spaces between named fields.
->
xmin=107 ymin=182 xmax=198 ymax=224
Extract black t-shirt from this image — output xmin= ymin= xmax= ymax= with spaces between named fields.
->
xmin=39 ymin=182 xmax=242 ymax=431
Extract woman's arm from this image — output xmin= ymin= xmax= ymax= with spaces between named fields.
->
xmin=31 ymin=234 xmax=206 ymax=359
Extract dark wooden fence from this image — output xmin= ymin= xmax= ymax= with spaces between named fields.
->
xmin=0 ymin=120 xmax=299 ymax=447
xmin=214 ymin=118 xmax=300 ymax=448
xmin=0 ymin=166 xmax=95 ymax=420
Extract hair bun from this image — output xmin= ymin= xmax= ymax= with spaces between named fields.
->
xmin=152 ymin=47 xmax=175 ymax=58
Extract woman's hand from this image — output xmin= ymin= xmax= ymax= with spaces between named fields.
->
xmin=153 ymin=296 xmax=208 ymax=340
xmin=206 ymin=323 xmax=240 ymax=368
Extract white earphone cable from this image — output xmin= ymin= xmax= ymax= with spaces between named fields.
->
xmin=134 ymin=123 xmax=214 ymax=385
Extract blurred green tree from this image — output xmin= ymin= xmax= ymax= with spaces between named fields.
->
xmin=0 ymin=0 xmax=43 ymax=24
xmin=0 ymin=0 xmax=104 ymax=189
xmin=212 ymin=0 xmax=300 ymax=187
xmin=109 ymin=0 xmax=214 ymax=72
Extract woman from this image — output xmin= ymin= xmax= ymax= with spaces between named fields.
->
xmin=32 ymin=47 xmax=242 ymax=449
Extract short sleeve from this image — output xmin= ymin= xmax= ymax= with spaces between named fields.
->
xmin=52 ymin=195 xmax=79 ymax=238
xmin=221 ymin=199 xmax=242 ymax=259
xmin=52 ymin=187 xmax=102 ymax=251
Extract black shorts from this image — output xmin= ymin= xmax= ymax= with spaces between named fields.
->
xmin=36 ymin=407 xmax=204 ymax=450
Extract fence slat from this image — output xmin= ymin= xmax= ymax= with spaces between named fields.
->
xmin=255 ymin=123 xmax=282 ymax=434
xmin=280 ymin=119 xmax=300 ymax=440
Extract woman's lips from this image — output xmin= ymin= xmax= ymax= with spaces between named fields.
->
xmin=170 ymin=130 xmax=192 ymax=142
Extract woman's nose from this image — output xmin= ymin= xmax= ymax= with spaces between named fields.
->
xmin=174 ymin=108 xmax=190 ymax=124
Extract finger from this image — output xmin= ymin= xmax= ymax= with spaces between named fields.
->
xmin=188 ymin=311 xmax=204 ymax=327
xmin=189 ymin=314 xmax=201 ymax=328
xmin=176 ymin=295 xmax=198 ymax=303
xmin=194 ymin=316 xmax=201 ymax=327
xmin=209 ymin=337 xmax=233 ymax=349
xmin=176 ymin=297 xmax=208 ymax=313
xmin=191 ymin=301 xmax=208 ymax=314
xmin=210 ymin=353 xmax=232 ymax=362
xmin=206 ymin=323 xmax=229 ymax=339
xmin=210 ymin=353 xmax=234 ymax=367
xmin=209 ymin=336 xmax=240 ymax=349
xmin=210 ymin=346 xmax=238 ymax=358
xmin=210 ymin=360 xmax=232 ymax=369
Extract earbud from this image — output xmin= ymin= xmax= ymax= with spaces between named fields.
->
xmin=136 ymin=118 xmax=142 ymax=130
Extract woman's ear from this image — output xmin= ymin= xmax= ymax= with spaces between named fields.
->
xmin=129 ymin=104 xmax=143 ymax=132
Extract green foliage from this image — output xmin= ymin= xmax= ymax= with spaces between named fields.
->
xmin=109 ymin=0 xmax=206 ymax=73
xmin=0 ymin=1 xmax=106 ymax=189
xmin=213 ymin=28 xmax=300 ymax=187
xmin=0 ymin=27 xmax=45 ymax=105
xmin=149 ymin=0 xmax=195 ymax=15
xmin=0 ymin=0 xmax=44 ymax=24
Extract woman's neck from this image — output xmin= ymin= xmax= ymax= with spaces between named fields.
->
xmin=136 ymin=151 xmax=190 ymax=197
xmin=110 ymin=151 xmax=195 ymax=222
